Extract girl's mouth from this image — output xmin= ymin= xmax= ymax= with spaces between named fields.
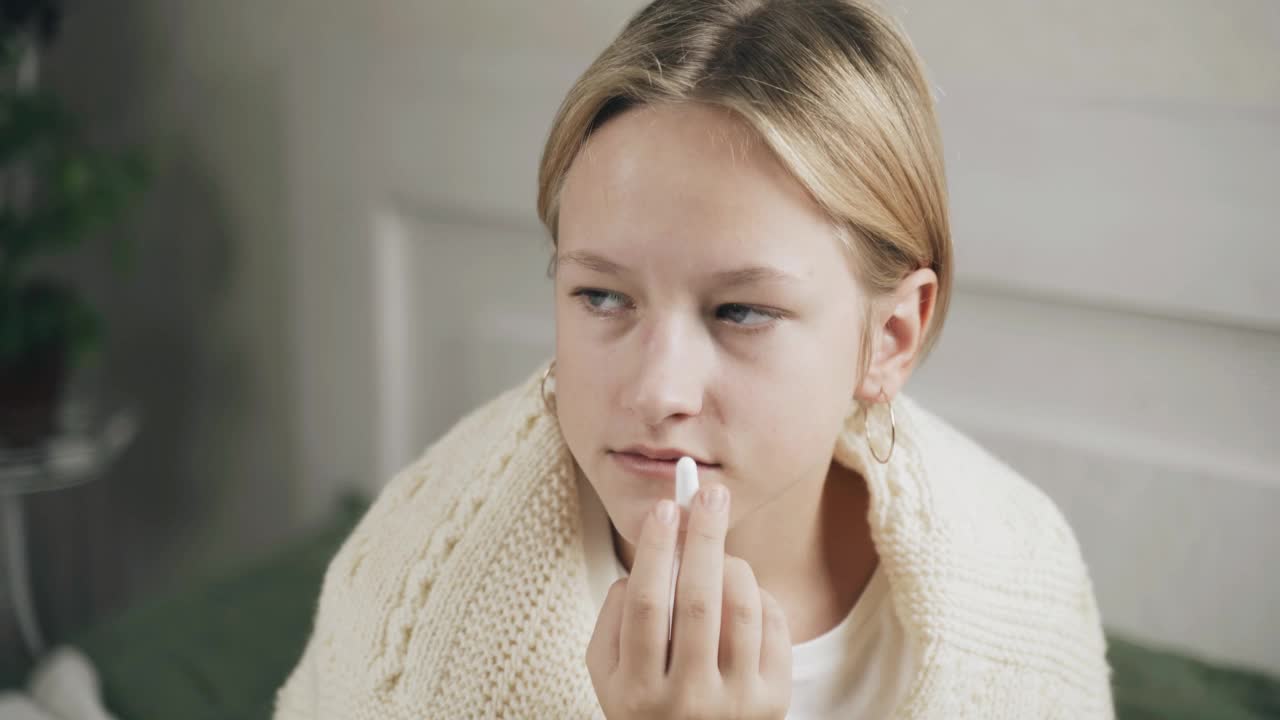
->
xmin=609 ymin=451 xmax=720 ymax=480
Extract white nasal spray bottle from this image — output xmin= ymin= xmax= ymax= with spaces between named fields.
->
xmin=668 ymin=456 xmax=699 ymax=643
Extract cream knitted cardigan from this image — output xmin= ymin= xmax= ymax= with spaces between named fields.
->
xmin=274 ymin=362 xmax=1114 ymax=719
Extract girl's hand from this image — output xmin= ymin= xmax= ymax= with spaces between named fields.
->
xmin=586 ymin=484 xmax=793 ymax=719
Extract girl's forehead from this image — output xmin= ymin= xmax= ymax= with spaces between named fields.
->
xmin=568 ymin=104 xmax=782 ymax=198
xmin=561 ymin=106 xmax=834 ymax=260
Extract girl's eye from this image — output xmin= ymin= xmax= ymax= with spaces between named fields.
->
xmin=570 ymin=289 xmax=781 ymax=331
xmin=572 ymin=288 xmax=630 ymax=314
xmin=716 ymin=303 xmax=779 ymax=327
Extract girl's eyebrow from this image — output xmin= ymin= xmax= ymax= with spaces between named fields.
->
xmin=710 ymin=265 xmax=799 ymax=288
xmin=557 ymin=250 xmax=625 ymax=275
xmin=556 ymin=250 xmax=801 ymax=288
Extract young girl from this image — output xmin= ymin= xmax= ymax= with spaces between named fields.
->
xmin=275 ymin=1 xmax=1113 ymax=717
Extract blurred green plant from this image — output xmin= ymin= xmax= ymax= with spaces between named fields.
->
xmin=0 ymin=0 xmax=149 ymax=442
xmin=0 ymin=0 xmax=148 ymax=372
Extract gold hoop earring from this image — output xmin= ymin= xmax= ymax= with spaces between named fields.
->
xmin=540 ymin=360 xmax=557 ymax=415
xmin=867 ymin=388 xmax=896 ymax=464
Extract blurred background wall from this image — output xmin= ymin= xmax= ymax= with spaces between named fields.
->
xmin=1 ymin=0 xmax=1276 ymax=681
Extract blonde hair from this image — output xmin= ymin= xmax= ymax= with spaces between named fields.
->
xmin=537 ymin=0 xmax=952 ymax=379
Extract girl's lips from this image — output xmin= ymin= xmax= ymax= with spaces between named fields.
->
xmin=610 ymin=451 xmax=719 ymax=480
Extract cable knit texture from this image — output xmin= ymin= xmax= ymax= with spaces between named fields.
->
xmin=273 ymin=362 xmax=1114 ymax=719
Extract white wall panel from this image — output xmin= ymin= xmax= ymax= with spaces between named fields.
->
xmin=944 ymin=98 xmax=1279 ymax=329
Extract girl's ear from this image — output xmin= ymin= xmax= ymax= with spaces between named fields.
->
xmin=854 ymin=267 xmax=938 ymax=402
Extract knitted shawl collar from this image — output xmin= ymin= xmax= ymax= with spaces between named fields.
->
xmin=290 ymin=361 xmax=1111 ymax=718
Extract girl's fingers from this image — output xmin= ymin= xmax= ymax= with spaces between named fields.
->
xmin=758 ymin=587 xmax=793 ymax=689
xmin=718 ymin=555 xmax=763 ymax=679
xmin=586 ymin=577 xmax=628 ymax=687
xmin=619 ymin=499 xmax=679 ymax=682
xmin=670 ymin=484 xmax=730 ymax=676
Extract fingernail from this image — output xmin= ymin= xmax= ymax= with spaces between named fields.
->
xmin=702 ymin=485 xmax=728 ymax=511
xmin=655 ymin=499 xmax=677 ymax=525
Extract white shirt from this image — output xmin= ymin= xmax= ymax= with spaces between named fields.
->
xmin=578 ymin=472 xmax=920 ymax=719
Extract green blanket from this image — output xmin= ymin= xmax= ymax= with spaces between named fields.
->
xmin=70 ymin=495 xmax=367 ymax=720
xmin=48 ymin=496 xmax=1279 ymax=719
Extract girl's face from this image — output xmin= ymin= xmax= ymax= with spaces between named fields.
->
xmin=553 ymin=102 xmax=866 ymax=545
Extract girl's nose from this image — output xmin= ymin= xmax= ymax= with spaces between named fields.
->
xmin=623 ymin=320 xmax=708 ymax=426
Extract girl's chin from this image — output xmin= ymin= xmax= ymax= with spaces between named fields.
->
xmin=608 ymin=507 xmax=647 ymax=547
